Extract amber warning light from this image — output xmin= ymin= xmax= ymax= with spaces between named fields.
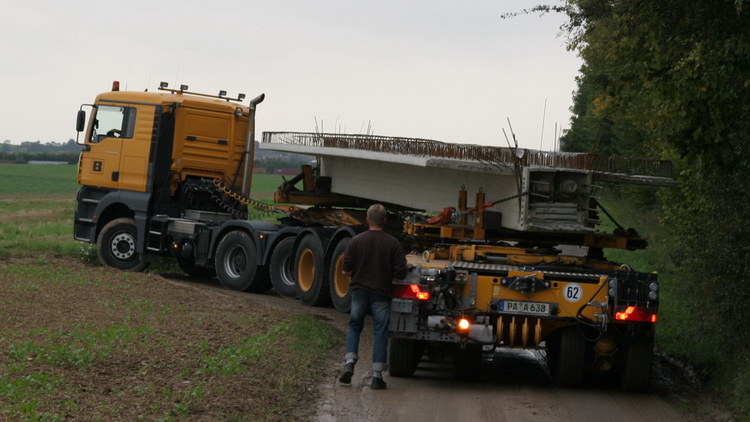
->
xmin=112 ymin=81 xmax=120 ymax=92
xmin=456 ymin=318 xmax=471 ymax=335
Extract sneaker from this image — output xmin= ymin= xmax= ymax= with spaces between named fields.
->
xmin=338 ymin=363 xmax=354 ymax=384
xmin=370 ymin=377 xmax=387 ymax=390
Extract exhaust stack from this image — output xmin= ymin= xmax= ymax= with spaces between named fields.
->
xmin=242 ymin=93 xmax=266 ymax=197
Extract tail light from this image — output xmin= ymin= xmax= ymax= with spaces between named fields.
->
xmin=614 ymin=305 xmax=658 ymax=323
xmin=392 ymin=284 xmax=431 ymax=301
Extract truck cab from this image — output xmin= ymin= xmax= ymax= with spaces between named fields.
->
xmin=74 ymin=82 xmax=263 ymax=272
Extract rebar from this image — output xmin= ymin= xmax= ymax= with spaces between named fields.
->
xmin=262 ymin=132 xmax=673 ymax=180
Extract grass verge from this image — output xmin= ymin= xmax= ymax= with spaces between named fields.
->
xmin=600 ymin=188 xmax=748 ymax=420
xmin=0 ymin=257 xmax=340 ymax=421
xmin=0 ymin=165 xmax=340 ymax=421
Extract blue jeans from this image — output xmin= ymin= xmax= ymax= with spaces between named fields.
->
xmin=345 ymin=288 xmax=391 ymax=371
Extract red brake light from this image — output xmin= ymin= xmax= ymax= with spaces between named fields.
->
xmin=614 ymin=306 xmax=658 ymax=323
xmin=393 ymin=284 xmax=431 ymax=301
xmin=410 ymin=284 xmax=430 ymax=300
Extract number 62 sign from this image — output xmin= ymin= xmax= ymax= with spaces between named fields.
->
xmin=563 ymin=283 xmax=583 ymax=303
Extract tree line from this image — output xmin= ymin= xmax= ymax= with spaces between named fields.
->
xmin=538 ymin=0 xmax=749 ymax=415
xmin=1 ymin=140 xmax=80 ymax=163
xmin=0 ymin=140 xmax=310 ymax=172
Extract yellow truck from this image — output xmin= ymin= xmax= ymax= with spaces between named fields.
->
xmin=74 ymin=82 xmax=672 ymax=392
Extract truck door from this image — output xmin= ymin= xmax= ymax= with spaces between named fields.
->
xmin=78 ymin=103 xmax=154 ymax=192
xmin=118 ymin=104 xmax=156 ymax=192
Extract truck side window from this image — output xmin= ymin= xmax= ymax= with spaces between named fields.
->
xmin=90 ymin=105 xmax=136 ymax=143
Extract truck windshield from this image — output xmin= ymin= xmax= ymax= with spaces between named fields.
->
xmin=90 ymin=105 xmax=136 ymax=143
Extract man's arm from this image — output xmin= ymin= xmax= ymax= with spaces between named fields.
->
xmin=391 ymin=244 xmax=408 ymax=280
xmin=342 ymin=239 xmax=356 ymax=276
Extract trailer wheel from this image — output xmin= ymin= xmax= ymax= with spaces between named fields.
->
xmin=97 ymin=217 xmax=149 ymax=271
xmin=389 ymin=338 xmax=424 ymax=377
xmin=549 ymin=326 xmax=586 ymax=387
xmin=621 ymin=334 xmax=654 ymax=393
xmin=295 ymin=235 xmax=331 ymax=306
xmin=269 ymin=237 xmax=297 ymax=298
xmin=177 ymin=257 xmax=216 ymax=278
xmin=329 ymin=237 xmax=351 ymax=313
xmin=215 ymin=230 xmax=265 ymax=292
xmin=453 ymin=344 xmax=483 ymax=381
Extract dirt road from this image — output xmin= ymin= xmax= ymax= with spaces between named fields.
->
xmin=166 ymin=275 xmax=726 ymax=422
xmin=313 ymin=324 xmax=693 ymax=422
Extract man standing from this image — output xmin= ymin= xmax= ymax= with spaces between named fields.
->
xmin=338 ymin=204 xmax=408 ymax=390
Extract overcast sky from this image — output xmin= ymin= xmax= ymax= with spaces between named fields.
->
xmin=0 ymin=0 xmax=580 ymax=150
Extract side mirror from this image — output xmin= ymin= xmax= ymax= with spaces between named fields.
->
xmin=76 ymin=110 xmax=86 ymax=132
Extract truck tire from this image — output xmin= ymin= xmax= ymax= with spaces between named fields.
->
xmin=294 ymin=235 xmax=331 ymax=306
xmin=621 ymin=334 xmax=654 ymax=393
xmin=177 ymin=257 xmax=216 ymax=278
xmin=549 ymin=326 xmax=586 ymax=387
xmin=97 ymin=217 xmax=149 ymax=271
xmin=389 ymin=338 xmax=424 ymax=377
xmin=328 ymin=237 xmax=351 ymax=313
xmin=215 ymin=230 xmax=265 ymax=292
xmin=453 ymin=344 xmax=483 ymax=381
xmin=269 ymin=237 xmax=297 ymax=298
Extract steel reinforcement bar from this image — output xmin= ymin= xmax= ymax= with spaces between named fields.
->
xmin=262 ymin=132 xmax=673 ymax=180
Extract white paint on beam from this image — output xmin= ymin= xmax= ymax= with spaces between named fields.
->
xmin=262 ymin=141 xmax=523 ymax=228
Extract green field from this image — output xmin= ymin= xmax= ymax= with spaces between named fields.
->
xmin=0 ymin=164 xmax=337 ymax=421
xmin=0 ymin=164 xmax=286 ymax=258
xmin=0 ymin=163 xmax=286 ymax=197
xmin=0 ymin=164 xmax=80 ymax=195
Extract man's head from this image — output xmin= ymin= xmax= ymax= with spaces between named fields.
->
xmin=366 ymin=204 xmax=387 ymax=229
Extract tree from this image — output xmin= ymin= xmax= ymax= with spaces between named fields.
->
xmin=562 ymin=0 xmax=749 ymax=163
xmin=557 ymin=0 xmax=750 ymax=413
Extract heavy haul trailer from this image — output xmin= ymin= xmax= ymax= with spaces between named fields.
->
xmin=261 ymin=132 xmax=672 ymax=392
xmin=388 ymin=244 xmax=660 ymax=392
xmin=74 ymin=83 xmax=673 ymax=392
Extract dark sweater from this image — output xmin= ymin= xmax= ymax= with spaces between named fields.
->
xmin=342 ymin=230 xmax=408 ymax=298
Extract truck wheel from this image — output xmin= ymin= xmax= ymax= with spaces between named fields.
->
xmin=389 ymin=338 xmax=424 ymax=377
xmin=295 ymin=235 xmax=331 ymax=306
xmin=176 ymin=257 xmax=216 ymax=278
xmin=549 ymin=326 xmax=586 ymax=387
xmin=453 ymin=344 xmax=483 ymax=381
xmin=621 ymin=334 xmax=654 ymax=393
xmin=328 ymin=237 xmax=351 ymax=313
xmin=97 ymin=217 xmax=149 ymax=271
xmin=215 ymin=230 xmax=265 ymax=292
xmin=269 ymin=237 xmax=297 ymax=298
